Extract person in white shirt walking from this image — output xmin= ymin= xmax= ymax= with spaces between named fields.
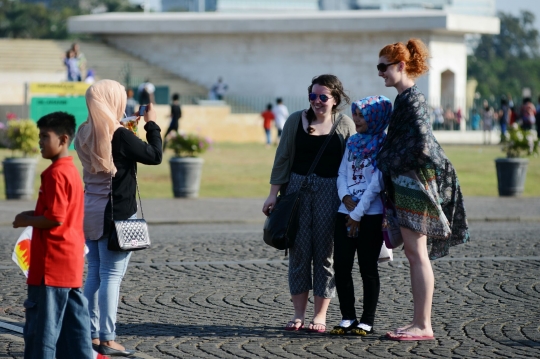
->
xmin=210 ymin=77 xmax=228 ymax=100
xmin=273 ymin=98 xmax=289 ymax=145
xmin=138 ymin=79 xmax=156 ymax=105
xmin=330 ymin=95 xmax=392 ymax=336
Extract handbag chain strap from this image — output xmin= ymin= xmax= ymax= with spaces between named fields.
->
xmin=300 ymin=113 xmax=342 ymax=188
xmin=109 ymin=156 xmax=145 ymax=221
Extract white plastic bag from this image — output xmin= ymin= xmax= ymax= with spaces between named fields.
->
xmin=378 ymin=241 xmax=393 ymax=263
xmin=12 ymin=226 xmax=33 ymax=277
xmin=12 ymin=226 xmax=89 ymax=278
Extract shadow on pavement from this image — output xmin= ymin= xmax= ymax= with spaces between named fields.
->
xmin=117 ymin=323 xmax=388 ymax=340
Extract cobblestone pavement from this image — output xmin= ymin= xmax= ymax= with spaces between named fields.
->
xmin=0 ymin=197 xmax=539 ymax=226
xmin=0 ymin=221 xmax=539 ymax=358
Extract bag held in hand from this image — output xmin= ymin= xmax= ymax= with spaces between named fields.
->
xmin=108 ymin=166 xmax=151 ymax=252
xmin=263 ymin=190 xmax=302 ymax=250
xmin=263 ymin=115 xmax=342 ymax=251
xmin=381 ymin=191 xmax=403 ymax=249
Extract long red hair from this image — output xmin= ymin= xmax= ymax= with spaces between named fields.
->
xmin=379 ymin=38 xmax=429 ymax=79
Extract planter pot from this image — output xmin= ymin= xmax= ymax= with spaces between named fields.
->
xmin=3 ymin=157 xmax=38 ymax=200
xmin=169 ymin=157 xmax=204 ymax=198
xmin=495 ymin=158 xmax=528 ymax=196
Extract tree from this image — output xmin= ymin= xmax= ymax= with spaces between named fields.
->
xmin=468 ymin=11 xmax=540 ymax=102
xmin=0 ymin=0 xmax=141 ymax=39
xmin=89 ymin=0 xmax=143 ymax=13
xmin=0 ymin=0 xmax=80 ymax=38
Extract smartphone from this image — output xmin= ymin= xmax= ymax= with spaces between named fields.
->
xmin=139 ymin=105 xmax=148 ymax=116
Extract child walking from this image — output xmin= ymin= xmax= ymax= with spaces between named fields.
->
xmin=261 ymin=103 xmax=275 ymax=147
xmin=13 ymin=112 xmax=93 ymax=359
xmin=330 ymin=96 xmax=392 ymax=336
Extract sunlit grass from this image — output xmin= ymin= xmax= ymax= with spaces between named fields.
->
xmin=442 ymin=144 xmax=540 ymax=197
xmin=0 ymin=143 xmax=538 ymax=200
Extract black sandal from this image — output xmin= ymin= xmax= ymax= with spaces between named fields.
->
xmin=350 ymin=324 xmax=374 ymax=336
xmin=329 ymin=319 xmax=359 ymax=335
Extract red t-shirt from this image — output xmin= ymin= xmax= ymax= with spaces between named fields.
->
xmin=261 ymin=110 xmax=275 ymax=130
xmin=27 ymin=156 xmax=85 ymax=288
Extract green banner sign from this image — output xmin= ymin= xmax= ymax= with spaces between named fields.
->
xmin=30 ymin=97 xmax=88 ymax=149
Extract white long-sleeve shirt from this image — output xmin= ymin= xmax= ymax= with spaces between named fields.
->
xmin=273 ymin=104 xmax=289 ymax=130
xmin=337 ymin=147 xmax=384 ymax=221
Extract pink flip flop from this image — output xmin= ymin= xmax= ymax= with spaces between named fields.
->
xmin=386 ymin=331 xmax=435 ymax=341
xmin=284 ymin=320 xmax=304 ymax=331
xmin=307 ymin=322 xmax=326 ymax=333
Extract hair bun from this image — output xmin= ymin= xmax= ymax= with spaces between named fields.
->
xmin=379 ymin=39 xmax=429 ymax=79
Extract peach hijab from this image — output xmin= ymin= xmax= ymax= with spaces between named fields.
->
xmin=75 ymin=80 xmax=126 ymax=175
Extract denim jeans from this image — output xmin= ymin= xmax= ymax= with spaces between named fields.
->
xmin=84 ymin=216 xmax=134 ymax=341
xmin=24 ymin=284 xmax=93 ymax=359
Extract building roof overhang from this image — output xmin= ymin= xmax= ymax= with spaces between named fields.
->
xmin=68 ymin=10 xmax=500 ymax=36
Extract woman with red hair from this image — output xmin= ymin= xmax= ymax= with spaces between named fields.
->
xmin=375 ymin=39 xmax=469 ymax=341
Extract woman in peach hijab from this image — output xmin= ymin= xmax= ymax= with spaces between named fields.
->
xmin=75 ymin=79 xmax=162 ymax=357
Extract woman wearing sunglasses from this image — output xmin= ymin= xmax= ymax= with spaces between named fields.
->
xmin=375 ymin=39 xmax=469 ymax=341
xmin=262 ymin=74 xmax=355 ymax=333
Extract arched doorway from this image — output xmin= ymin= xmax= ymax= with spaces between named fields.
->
xmin=441 ymin=70 xmax=455 ymax=110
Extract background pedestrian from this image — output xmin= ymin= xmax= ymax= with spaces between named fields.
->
xmin=125 ymin=89 xmax=137 ymax=117
xmin=163 ymin=93 xmax=182 ymax=149
xmin=272 ymin=98 xmax=289 ymax=145
xmin=483 ymin=105 xmax=494 ymax=144
xmin=63 ymin=49 xmax=80 ymax=82
xmin=261 ymin=103 xmax=274 ymax=147
xmin=210 ymin=77 xmax=228 ymax=100
xmin=138 ymin=79 xmax=155 ymax=105
xmin=71 ymin=42 xmax=87 ymax=81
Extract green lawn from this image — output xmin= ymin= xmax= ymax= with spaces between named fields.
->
xmin=0 ymin=143 xmax=538 ymax=199
xmin=442 ymin=145 xmax=540 ymax=197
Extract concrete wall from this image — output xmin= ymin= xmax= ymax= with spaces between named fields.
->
xmin=0 ymin=72 xmax=65 ymax=105
xmin=428 ymin=35 xmax=468 ymax=109
xmin=105 ymin=31 xmax=470 ymax=116
xmin=105 ymin=31 xmax=437 ymax=101
xmin=69 ymin=11 xmax=499 ymax=113
xmin=140 ymin=104 xmax=275 ymax=144
xmin=68 ymin=11 xmax=499 ymax=132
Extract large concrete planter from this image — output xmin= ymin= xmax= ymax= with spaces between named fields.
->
xmin=3 ymin=157 xmax=38 ymax=200
xmin=495 ymin=158 xmax=529 ymax=196
xmin=169 ymin=157 xmax=204 ymax=198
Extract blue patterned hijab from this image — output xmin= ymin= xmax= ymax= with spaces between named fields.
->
xmin=347 ymin=95 xmax=392 ymax=170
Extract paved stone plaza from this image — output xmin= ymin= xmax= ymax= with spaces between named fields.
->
xmin=0 ymin=198 xmax=539 ymax=358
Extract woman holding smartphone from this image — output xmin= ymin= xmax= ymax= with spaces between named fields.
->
xmin=75 ymin=80 xmax=162 ymax=356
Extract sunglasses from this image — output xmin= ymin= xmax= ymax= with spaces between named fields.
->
xmin=309 ymin=93 xmax=333 ymax=103
xmin=377 ymin=61 xmax=400 ymax=72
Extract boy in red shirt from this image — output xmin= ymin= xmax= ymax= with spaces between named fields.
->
xmin=13 ymin=112 xmax=92 ymax=359
xmin=261 ymin=103 xmax=275 ymax=147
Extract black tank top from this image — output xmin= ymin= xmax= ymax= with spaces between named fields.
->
xmin=291 ymin=119 xmax=342 ymax=178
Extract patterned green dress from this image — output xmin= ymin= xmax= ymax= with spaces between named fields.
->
xmin=376 ymin=86 xmax=469 ymax=259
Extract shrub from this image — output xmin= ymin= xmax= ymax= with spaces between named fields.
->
xmin=4 ymin=120 xmax=40 ymax=157
xmin=502 ymin=124 xmax=539 ymax=158
xmin=166 ymin=131 xmax=211 ymax=157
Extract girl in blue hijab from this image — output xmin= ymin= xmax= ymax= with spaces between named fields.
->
xmin=330 ymin=95 xmax=392 ymax=336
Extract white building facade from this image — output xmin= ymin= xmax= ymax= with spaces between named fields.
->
xmin=141 ymin=0 xmax=496 ymax=15
xmin=69 ymin=11 xmax=498 ymax=118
